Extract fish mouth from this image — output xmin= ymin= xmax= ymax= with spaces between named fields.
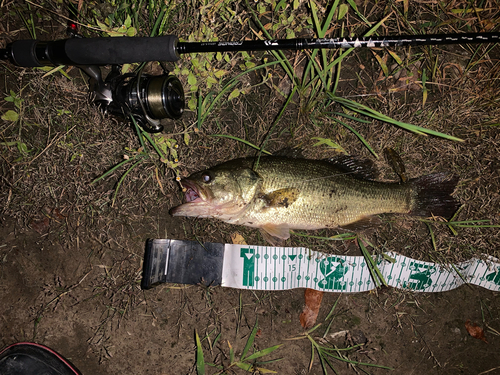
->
xmin=170 ymin=179 xmax=211 ymax=217
xmin=181 ymin=179 xmax=204 ymax=203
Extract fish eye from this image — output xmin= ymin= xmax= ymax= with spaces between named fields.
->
xmin=201 ymin=172 xmax=213 ymax=183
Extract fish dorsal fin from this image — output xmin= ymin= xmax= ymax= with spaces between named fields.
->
xmin=262 ymin=188 xmax=300 ymax=208
xmin=339 ymin=215 xmax=382 ymax=231
xmin=325 ymin=155 xmax=378 ymax=180
xmin=259 ymin=224 xmax=290 ymax=245
xmin=271 ymin=147 xmax=305 ymax=158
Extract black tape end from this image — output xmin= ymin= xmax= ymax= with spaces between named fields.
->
xmin=141 ymin=239 xmax=224 ymax=289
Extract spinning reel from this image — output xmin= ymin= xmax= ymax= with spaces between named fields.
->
xmin=83 ymin=63 xmax=184 ymax=133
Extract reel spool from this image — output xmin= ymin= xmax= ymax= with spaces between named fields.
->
xmin=89 ymin=65 xmax=185 ymax=133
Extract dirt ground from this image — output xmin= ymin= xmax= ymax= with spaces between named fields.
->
xmin=1 ymin=1 xmax=500 ymax=374
xmin=1 ymin=215 xmax=499 ymax=374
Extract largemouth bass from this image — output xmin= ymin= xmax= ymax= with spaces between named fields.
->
xmin=170 ymin=156 xmax=459 ymax=243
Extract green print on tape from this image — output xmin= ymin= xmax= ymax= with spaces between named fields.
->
xmin=485 ymin=266 xmax=500 ymax=285
xmin=403 ymin=261 xmax=436 ymax=291
xmin=240 ymin=248 xmax=255 ymax=286
xmin=318 ymin=257 xmax=348 ymax=290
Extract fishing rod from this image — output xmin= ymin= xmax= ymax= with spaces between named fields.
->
xmin=2 ymin=32 xmax=499 ymax=132
xmin=4 ymin=32 xmax=499 ymax=66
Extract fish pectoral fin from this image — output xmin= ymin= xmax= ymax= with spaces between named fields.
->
xmin=259 ymin=230 xmax=285 ymax=246
xmin=339 ymin=215 xmax=382 ymax=231
xmin=259 ymin=224 xmax=290 ymax=245
xmin=262 ymin=188 xmax=300 ymax=208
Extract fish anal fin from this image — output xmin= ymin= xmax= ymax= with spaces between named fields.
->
xmin=340 ymin=215 xmax=382 ymax=231
xmin=259 ymin=224 xmax=290 ymax=245
xmin=263 ymin=188 xmax=300 ymax=208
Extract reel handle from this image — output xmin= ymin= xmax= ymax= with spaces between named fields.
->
xmin=6 ymin=35 xmax=180 ymax=67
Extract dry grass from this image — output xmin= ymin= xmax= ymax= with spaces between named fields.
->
xmin=0 ymin=3 xmax=499 ymax=372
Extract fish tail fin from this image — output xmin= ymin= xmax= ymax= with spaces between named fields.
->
xmin=409 ymin=173 xmax=460 ymax=218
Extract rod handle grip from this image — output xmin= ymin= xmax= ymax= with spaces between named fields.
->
xmin=8 ymin=35 xmax=180 ymax=67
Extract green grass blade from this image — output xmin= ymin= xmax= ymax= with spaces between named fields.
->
xmin=306 ymin=324 xmax=324 ymax=335
xmin=212 ymin=332 xmax=222 ymax=349
xmin=255 ymin=85 xmax=297 ymax=169
xmin=329 ymin=111 xmax=372 ymax=124
xmin=322 ymin=351 xmax=394 ymax=369
xmin=451 ymin=263 xmax=469 ymax=286
xmin=253 ymin=357 xmax=284 ymax=365
xmin=198 ymin=60 xmax=281 ymax=129
xmin=331 ymin=48 xmax=342 ymax=95
xmin=130 ymin=115 xmax=146 ymax=150
xmin=149 ymin=6 xmax=164 ymax=37
xmin=330 ymin=94 xmax=464 ymax=141
xmin=243 ymin=345 xmax=283 ymax=362
xmin=209 ymin=134 xmax=271 ymax=155
xmin=316 ymin=347 xmax=331 ymax=375
xmin=323 ymin=13 xmax=392 ymax=73
xmin=91 ymin=156 xmax=144 ymax=185
xmin=253 ymin=367 xmax=278 ymax=374
xmin=449 ymin=219 xmax=500 ymax=227
xmin=308 ymin=54 xmax=329 ymax=92
xmin=321 ymin=0 xmax=340 ymax=37
xmin=142 ymin=132 xmax=167 ymax=160
xmin=345 ymin=0 xmax=373 ymax=26
xmin=229 ymin=341 xmax=235 ymax=364
xmin=291 ymin=231 xmax=356 ymax=241
xmin=320 ymin=0 xmax=340 ymax=89
xmin=358 ymin=236 xmax=387 ymax=287
xmin=324 ymin=295 xmax=341 ymax=322
xmin=308 ymin=0 xmax=341 ymax=92
xmin=308 ymin=339 xmax=315 ymax=372
xmin=425 ymin=222 xmax=437 ymax=251
xmin=323 ymin=296 xmax=341 ymax=338
xmin=235 ymin=362 xmax=253 ymax=371
xmin=241 ymin=318 xmax=259 ymax=360
xmin=111 ymin=158 xmax=144 ymax=207
xmin=198 ymin=80 xmax=238 ymax=129
xmin=330 ymin=117 xmax=378 ymax=158
xmin=245 ymin=0 xmax=295 ymax=81
xmin=195 ymin=330 xmax=206 ymax=375
xmin=420 ymin=218 xmax=500 ymax=229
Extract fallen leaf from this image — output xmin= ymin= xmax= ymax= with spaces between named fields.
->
xmin=300 ymin=288 xmax=324 ymax=329
xmin=465 ymin=319 xmax=488 ymax=343
xmin=30 ymin=217 xmax=50 ymax=234
xmin=49 ymin=207 xmax=66 ymax=221
xmin=231 ymin=232 xmax=247 ymax=245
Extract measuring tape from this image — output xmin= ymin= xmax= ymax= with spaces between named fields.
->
xmin=141 ymin=239 xmax=500 ymax=292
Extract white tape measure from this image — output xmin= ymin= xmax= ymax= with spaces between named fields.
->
xmin=141 ymin=240 xmax=500 ymax=292
xmin=223 ymin=245 xmax=500 ymax=292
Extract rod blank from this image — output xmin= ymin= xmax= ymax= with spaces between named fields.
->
xmin=177 ymin=32 xmax=500 ymax=55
